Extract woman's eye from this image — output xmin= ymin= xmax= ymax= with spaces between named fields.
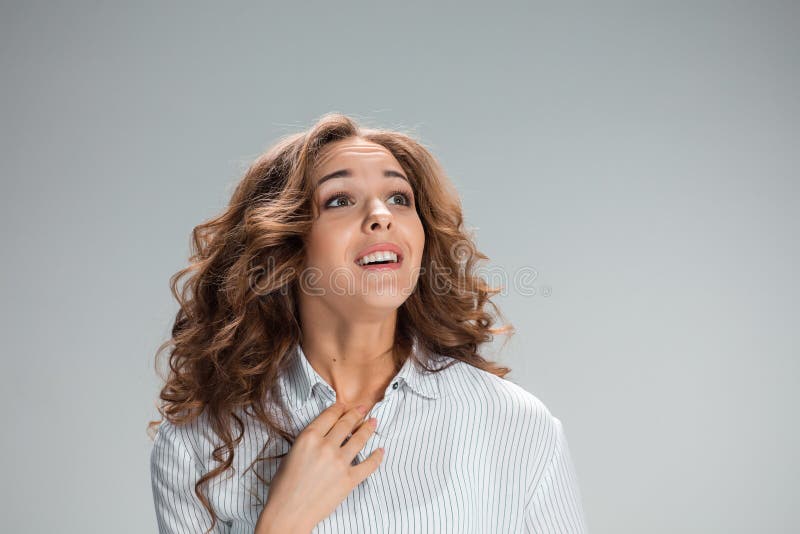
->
xmin=322 ymin=190 xmax=413 ymax=209
xmin=323 ymin=192 xmax=352 ymax=209
xmin=388 ymin=191 xmax=413 ymax=206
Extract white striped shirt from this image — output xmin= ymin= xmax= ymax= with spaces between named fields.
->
xmin=150 ymin=340 xmax=588 ymax=533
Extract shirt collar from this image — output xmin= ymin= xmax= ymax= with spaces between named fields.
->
xmin=280 ymin=337 xmax=441 ymax=411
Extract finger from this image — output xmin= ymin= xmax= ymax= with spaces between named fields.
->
xmin=349 ymin=447 xmax=385 ymax=484
xmin=303 ymin=401 xmax=349 ymax=436
xmin=325 ymin=405 xmax=368 ymax=445
xmin=340 ymin=417 xmax=377 ymax=459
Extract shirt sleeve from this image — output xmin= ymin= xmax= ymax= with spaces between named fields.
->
xmin=524 ymin=416 xmax=589 ymax=533
xmin=150 ymin=419 xmax=231 ymax=534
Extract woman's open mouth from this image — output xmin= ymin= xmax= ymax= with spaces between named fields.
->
xmin=354 ymin=250 xmax=404 ymax=270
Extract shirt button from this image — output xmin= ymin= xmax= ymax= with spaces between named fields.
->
xmin=392 ymin=382 xmax=398 ymax=390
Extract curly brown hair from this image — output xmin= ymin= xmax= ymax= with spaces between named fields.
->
xmin=147 ymin=112 xmax=515 ymax=533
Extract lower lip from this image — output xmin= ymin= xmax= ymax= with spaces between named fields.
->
xmin=356 ymin=258 xmax=403 ymax=270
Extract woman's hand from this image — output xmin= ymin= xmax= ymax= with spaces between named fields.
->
xmin=255 ymin=402 xmax=384 ymax=534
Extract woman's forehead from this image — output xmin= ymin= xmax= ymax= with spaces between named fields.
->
xmin=313 ymin=138 xmax=396 ymax=175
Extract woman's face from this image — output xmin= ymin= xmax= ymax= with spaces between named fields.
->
xmin=302 ymin=137 xmax=425 ymax=318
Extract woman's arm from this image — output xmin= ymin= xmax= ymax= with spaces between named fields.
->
xmin=150 ymin=420 xmax=231 ymax=534
xmin=254 ymin=503 xmax=311 ymax=534
xmin=523 ymin=416 xmax=589 ymax=533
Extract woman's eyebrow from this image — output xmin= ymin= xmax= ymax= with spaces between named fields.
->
xmin=314 ymin=169 xmax=408 ymax=190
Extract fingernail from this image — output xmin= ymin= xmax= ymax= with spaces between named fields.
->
xmin=357 ymin=404 xmax=367 ymax=414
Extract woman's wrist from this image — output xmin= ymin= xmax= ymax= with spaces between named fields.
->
xmin=255 ymin=503 xmax=313 ymax=534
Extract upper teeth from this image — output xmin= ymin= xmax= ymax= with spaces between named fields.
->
xmin=357 ymin=251 xmax=399 ymax=265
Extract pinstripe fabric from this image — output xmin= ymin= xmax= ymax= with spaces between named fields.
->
xmin=150 ymin=340 xmax=588 ymax=533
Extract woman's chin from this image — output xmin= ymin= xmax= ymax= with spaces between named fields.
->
xmin=348 ymin=290 xmax=411 ymax=313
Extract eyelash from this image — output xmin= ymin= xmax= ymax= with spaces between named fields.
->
xmin=323 ymin=189 xmax=413 ymax=209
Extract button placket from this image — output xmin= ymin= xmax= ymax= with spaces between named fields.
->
xmin=354 ymin=379 xmax=407 ymax=465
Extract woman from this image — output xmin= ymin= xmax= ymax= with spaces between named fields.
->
xmin=149 ymin=113 xmax=588 ymax=533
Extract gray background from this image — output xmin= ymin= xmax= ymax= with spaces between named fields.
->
xmin=2 ymin=1 xmax=797 ymax=532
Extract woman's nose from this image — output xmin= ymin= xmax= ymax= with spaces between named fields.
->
xmin=364 ymin=201 xmax=392 ymax=230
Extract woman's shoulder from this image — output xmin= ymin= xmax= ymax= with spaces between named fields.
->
xmin=434 ymin=355 xmax=569 ymax=483
xmin=435 ymin=355 xmax=558 ymax=428
xmin=151 ymin=410 xmax=217 ymax=469
xmin=151 ymin=406 xmax=270 ymax=473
